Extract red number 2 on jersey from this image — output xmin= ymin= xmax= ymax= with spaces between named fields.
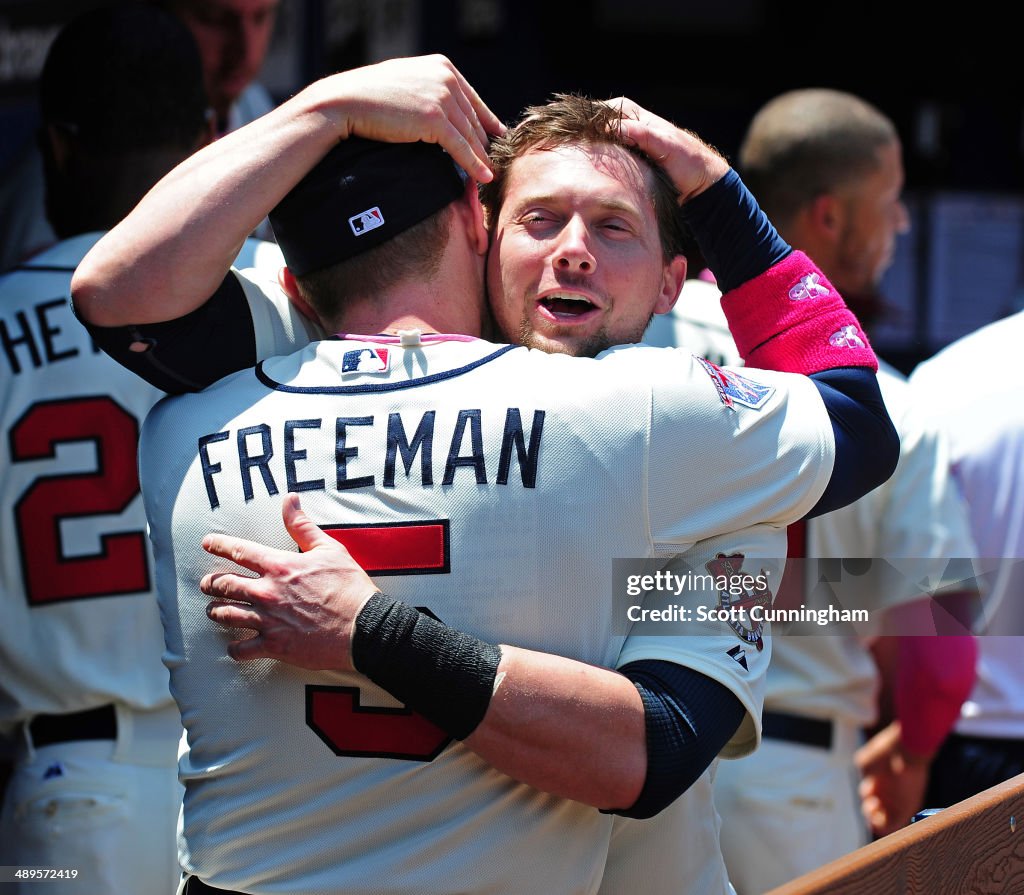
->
xmin=10 ymin=397 xmax=150 ymax=606
xmin=305 ymin=520 xmax=452 ymax=762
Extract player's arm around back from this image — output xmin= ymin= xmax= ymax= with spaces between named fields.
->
xmin=201 ymin=495 xmax=650 ymax=811
xmin=70 ymin=55 xmax=501 ymax=328
xmin=620 ymin=97 xmax=899 ymax=509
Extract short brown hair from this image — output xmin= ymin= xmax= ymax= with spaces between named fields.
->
xmin=739 ymin=89 xmax=899 ymax=230
xmin=479 ymin=94 xmax=688 ymax=261
xmin=295 ymin=204 xmax=453 ymax=323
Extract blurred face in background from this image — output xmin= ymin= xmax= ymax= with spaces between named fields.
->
xmin=830 ymin=139 xmax=910 ymax=296
xmin=169 ymin=0 xmax=278 ymax=124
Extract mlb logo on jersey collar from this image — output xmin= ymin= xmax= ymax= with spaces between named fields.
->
xmin=342 ymin=347 xmax=390 ymax=375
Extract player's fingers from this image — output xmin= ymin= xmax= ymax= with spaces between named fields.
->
xmin=448 ymin=74 xmax=503 ymax=161
xmin=435 ymin=116 xmax=493 ymax=185
xmin=202 ymin=531 xmax=276 ymax=574
xmin=206 ymin=599 xmax=263 ymax=631
xmin=449 ymin=61 xmax=504 ymax=139
xmin=200 ymin=569 xmax=268 ymax=605
xmin=226 ymin=636 xmax=271 ymax=663
xmin=280 ymin=493 xmax=338 ymax=554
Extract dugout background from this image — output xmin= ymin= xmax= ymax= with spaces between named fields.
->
xmin=2 ymin=0 xmax=1022 ymax=371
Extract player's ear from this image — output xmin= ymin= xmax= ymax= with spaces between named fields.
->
xmin=809 ymin=193 xmax=845 ymax=241
xmin=455 ymin=180 xmax=489 ymax=256
xmin=653 ymin=254 xmax=687 ymax=315
xmin=278 ymin=266 xmax=322 ymax=326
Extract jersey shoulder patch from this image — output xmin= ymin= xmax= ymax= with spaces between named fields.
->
xmin=695 ymin=357 xmax=775 ymax=410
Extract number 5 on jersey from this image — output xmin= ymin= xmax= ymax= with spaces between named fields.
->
xmin=305 ymin=519 xmax=452 ymax=761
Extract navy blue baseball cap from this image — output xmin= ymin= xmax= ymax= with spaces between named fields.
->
xmin=269 ymin=137 xmax=466 ymax=277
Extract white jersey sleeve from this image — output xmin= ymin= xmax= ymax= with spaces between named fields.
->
xmin=910 ymin=311 xmax=1024 ymax=738
xmin=650 ymin=282 xmax=979 ymax=727
xmin=231 ymin=264 xmax=324 ymax=361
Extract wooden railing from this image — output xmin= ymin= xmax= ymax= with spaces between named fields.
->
xmin=764 ymin=773 xmax=1024 ymax=894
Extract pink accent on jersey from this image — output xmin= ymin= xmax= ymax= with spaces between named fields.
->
xmin=335 ymin=332 xmax=481 ymax=344
xmin=720 ymin=251 xmax=878 ymax=375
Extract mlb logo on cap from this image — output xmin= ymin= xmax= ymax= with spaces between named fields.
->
xmin=350 ymin=206 xmax=384 ymax=236
xmin=268 ymin=137 xmax=465 ymax=277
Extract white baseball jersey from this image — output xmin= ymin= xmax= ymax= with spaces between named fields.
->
xmin=650 ymin=279 xmax=979 ymax=727
xmin=0 ymin=233 xmax=171 ymax=730
xmin=0 ymin=235 xmax=287 ymax=734
xmin=0 ymin=233 xmax=186 ymax=895
xmin=649 ymin=279 xmax=980 ymax=893
xmin=910 ymin=310 xmax=1024 ymax=739
xmin=140 ymin=330 xmax=834 ymax=894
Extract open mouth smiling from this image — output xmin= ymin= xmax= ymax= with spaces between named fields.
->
xmin=538 ymin=292 xmax=599 ymax=322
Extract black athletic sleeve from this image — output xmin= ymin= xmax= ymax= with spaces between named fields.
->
xmin=607 ymin=659 xmax=746 ymax=820
xmin=73 ymin=274 xmax=257 ymax=394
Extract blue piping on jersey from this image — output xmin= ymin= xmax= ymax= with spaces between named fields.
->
xmin=11 ymin=265 xmax=78 ymax=273
xmin=254 ymin=344 xmax=517 ymax=394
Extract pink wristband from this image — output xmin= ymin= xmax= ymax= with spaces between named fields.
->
xmin=720 ymin=251 xmax=878 ymax=375
xmin=896 ymin=634 xmax=978 ymax=756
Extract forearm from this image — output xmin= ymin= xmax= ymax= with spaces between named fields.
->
xmin=350 ymin=592 xmax=646 ymax=808
xmin=466 ymin=645 xmax=646 ymax=809
xmin=71 ymin=55 xmax=501 ymax=328
xmin=72 ymin=84 xmax=341 ymax=326
xmin=894 ymin=627 xmax=977 ymax=757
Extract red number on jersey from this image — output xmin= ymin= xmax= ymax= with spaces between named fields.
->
xmin=305 ymin=520 xmax=451 ymax=761
xmin=10 ymin=397 xmax=150 ymax=605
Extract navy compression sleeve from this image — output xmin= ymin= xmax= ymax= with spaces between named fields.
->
xmin=608 ymin=660 xmax=746 ymax=820
xmin=808 ymin=367 xmax=899 ymax=517
xmin=681 ymin=168 xmax=791 ymax=292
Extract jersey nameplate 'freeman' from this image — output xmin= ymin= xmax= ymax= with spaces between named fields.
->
xmin=197 ymin=406 xmax=546 ymax=510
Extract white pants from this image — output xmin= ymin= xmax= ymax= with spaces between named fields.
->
xmin=712 ymin=722 xmax=869 ymax=895
xmin=0 ymin=703 xmax=183 ymax=895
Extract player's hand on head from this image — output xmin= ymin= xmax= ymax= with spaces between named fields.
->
xmin=607 ymin=96 xmax=729 ymax=204
xmin=200 ymin=494 xmax=379 ymax=671
xmin=325 ymin=54 xmax=505 ymax=184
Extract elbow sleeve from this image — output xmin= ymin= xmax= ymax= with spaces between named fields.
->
xmin=609 ymin=660 xmax=746 ymax=820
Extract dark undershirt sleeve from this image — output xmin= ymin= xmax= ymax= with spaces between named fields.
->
xmin=681 ymin=168 xmax=792 ymax=292
xmin=606 ymin=659 xmax=746 ymax=820
xmin=72 ymin=274 xmax=257 ymax=394
xmin=808 ymin=367 xmax=899 ymax=517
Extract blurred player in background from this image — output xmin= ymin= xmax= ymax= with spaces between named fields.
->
xmin=0 ymin=0 xmax=281 ymax=272
xmin=910 ymin=308 xmax=1024 ymax=810
xmin=645 ymin=88 xmax=979 ymax=893
xmin=158 ymin=0 xmax=280 ymax=136
xmin=0 ymin=5 xmax=285 ymax=892
xmin=0 ymin=5 xmax=213 ymax=892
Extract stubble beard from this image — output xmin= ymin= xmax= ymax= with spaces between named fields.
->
xmin=517 ymin=312 xmax=654 ymax=358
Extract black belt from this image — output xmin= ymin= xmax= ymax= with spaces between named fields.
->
xmin=762 ymin=710 xmax=833 ymax=750
xmin=183 ymin=878 xmax=244 ymax=894
xmin=28 ymin=705 xmax=117 ymax=747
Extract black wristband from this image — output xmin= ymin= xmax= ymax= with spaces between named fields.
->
xmin=352 ymin=592 xmax=502 ymax=741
